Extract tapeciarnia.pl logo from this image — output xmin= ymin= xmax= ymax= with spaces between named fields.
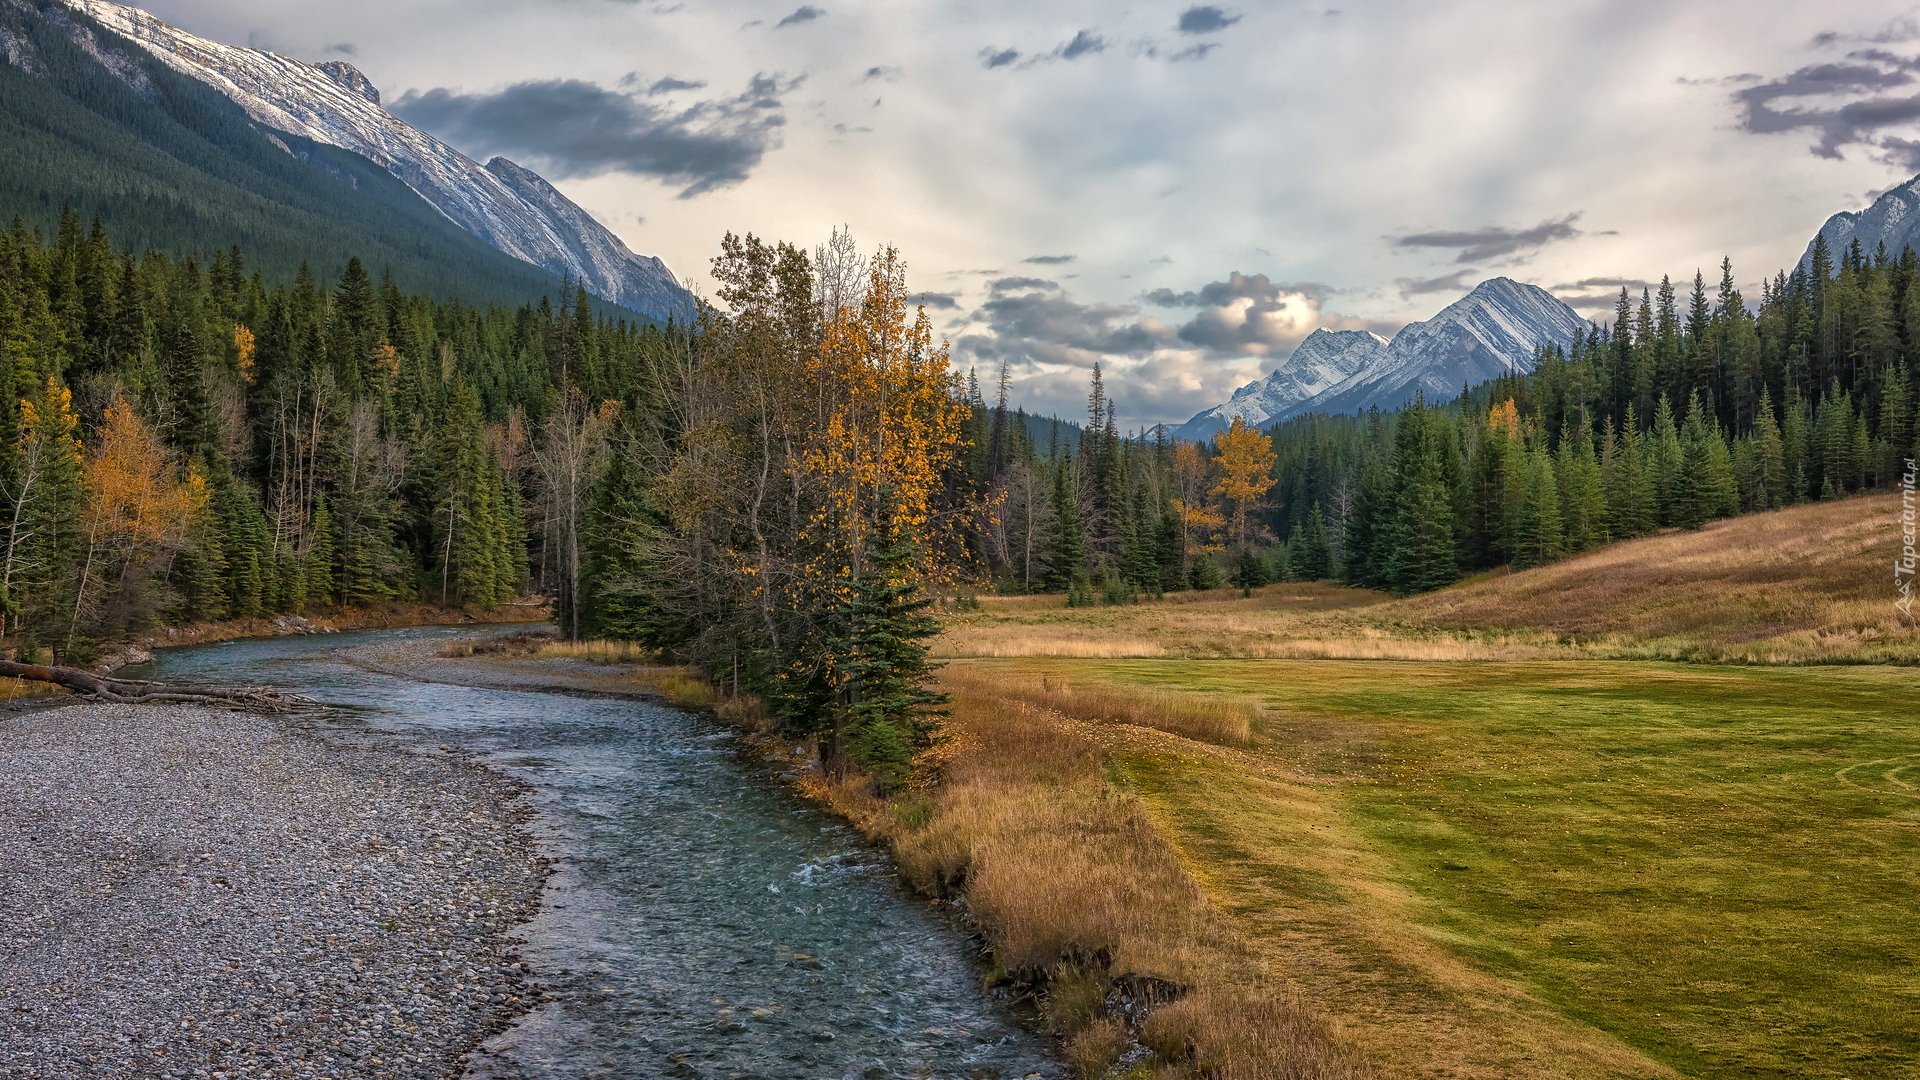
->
xmin=1899 ymin=458 xmax=1917 ymax=622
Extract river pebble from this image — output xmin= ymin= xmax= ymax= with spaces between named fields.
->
xmin=0 ymin=703 xmax=547 ymax=1079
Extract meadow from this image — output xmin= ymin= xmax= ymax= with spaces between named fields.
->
xmin=486 ymin=492 xmax=1918 ymax=1078
xmin=936 ymin=493 xmax=1914 ymax=666
xmin=901 ymin=493 xmax=1919 ymax=1078
xmin=943 ymin=658 xmax=1920 ymax=1078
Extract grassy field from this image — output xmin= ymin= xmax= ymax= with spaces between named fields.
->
xmin=485 ymin=493 xmax=1918 ymax=1077
xmin=937 ymin=492 xmax=1914 ymax=666
xmin=952 ymin=658 xmax=1920 ymax=1078
xmin=909 ymin=495 xmax=1920 ymax=1077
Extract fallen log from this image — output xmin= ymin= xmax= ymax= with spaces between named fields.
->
xmin=0 ymin=659 xmax=324 ymax=713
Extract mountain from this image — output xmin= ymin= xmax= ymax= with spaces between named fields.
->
xmin=1175 ymin=328 xmax=1388 ymax=440
xmin=0 ymin=0 xmax=631 ymax=314
xmin=55 ymin=0 xmax=693 ymax=322
xmin=1804 ymin=173 xmax=1920 ymax=271
xmin=1175 ymin=278 xmax=1588 ymax=440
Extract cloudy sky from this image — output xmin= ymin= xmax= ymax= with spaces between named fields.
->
xmin=131 ymin=0 xmax=1920 ymax=426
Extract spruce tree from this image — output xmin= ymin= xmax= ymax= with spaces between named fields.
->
xmin=304 ymin=496 xmax=336 ymax=610
xmin=1292 ymin=502 xmax=1332 ymax=580
xmin=432 ymin=383 xmax=515 ymax=607
xmin=1156 ymin=505 xmax=1186 ymax=594
xmin=837 ymin=516 xmax=949 ymax=793
xmin=1557 ymin=422 xmax=1607 ymax=553
xmin=1751 ymin=390 xmax=1786 ymax=510
xmin=1039 ymin=453 xmax=1088 ymax=594
xmin=1651 ymin=394 xmax=1684 ymax=525
xmin=1511 ymin=446 xmax=1563 ymax=568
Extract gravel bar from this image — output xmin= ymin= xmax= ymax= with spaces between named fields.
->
xmin=0 ymin=703 xmax=548 ymax=1080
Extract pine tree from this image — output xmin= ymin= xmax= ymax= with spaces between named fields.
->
xmin=1384 ymin=400 xmax=1458 ymax=592
xmin=1557 ymin=421 xmax=1607 ymax=553
xmin=1511 ymin=446 xmax=1563 ymax=567
xmin=304 ymin=496 xmax=336 ymax=610
xmin=1750 ymin=390 xmax=1786 ymax=510
xmin=1783 ymin=387 xmax=1812 ymax=502
xmin=433 ymin=383 xmax=516 ymax=607
xmin=837 ymin=516 xmax=949 ymax=793
xmin=1155 ymin=505 xmax=1186 ymax=594
xmin=1603 ymin=408 xmax=1655 ymax=538
xmin=1291 ymin=502 xmax=1332 ymax=580
xmin=1651 ymin=394 xmax=1684 ymax=525
xmin=581 ymin=449 xmax=681 ymax=646
xmin=1039 ymin=453 xmax=1088 ymax=593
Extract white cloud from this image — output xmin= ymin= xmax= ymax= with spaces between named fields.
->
xmin=138 ymin=0 xmax=1910 ymax=424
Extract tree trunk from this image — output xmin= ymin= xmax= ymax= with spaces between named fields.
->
xmin=0 ymin=660 xmax=321 ymax=712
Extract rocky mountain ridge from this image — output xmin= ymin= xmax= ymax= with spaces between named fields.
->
xmin=62 ymin=0 xmax=693 ymax=322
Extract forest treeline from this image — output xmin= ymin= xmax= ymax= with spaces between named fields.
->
xmin=4 ymin=206 xmax=1915 ymax=766
xmin=1249 ymin=237 xmax=1918 ymax=593
xmin=0 ymin=206 xmax=678 ymax=663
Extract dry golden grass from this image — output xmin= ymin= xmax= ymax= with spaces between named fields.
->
xmin=940 ymin=493 xmax=1919 ymax=665
xmin=941 ymin=665 xmax=1260 ymax=746
xmin=1397 ymin=492 xmax=1917 ymax=663
xmin=865 ymin=673 xmax=1374 ymax=1079
xmin=533 ymin=638 xmax=659 ymax=663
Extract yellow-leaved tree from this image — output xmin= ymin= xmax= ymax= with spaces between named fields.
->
xmin=1170 ymin=441 xmax=1225 ymax=557
xmin=1210 ymin=415 xmax=1277 ymax=553
xmin=73 ymin=399 xmax=207 ymax=639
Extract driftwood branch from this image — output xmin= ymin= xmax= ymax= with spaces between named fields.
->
xmin=0 ymin=660 xmax=324 ymax=713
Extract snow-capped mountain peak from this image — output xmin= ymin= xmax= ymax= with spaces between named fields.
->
xmin=1177 ymin=328 xmax=1387 ymax=438
xmin=60 ymin=0 xmax=692 ymax=322
xmin=1805 ymin=173 xmax=1920 ymax=272
xmin=1175 ymin=277 xmax=1588 ymax=440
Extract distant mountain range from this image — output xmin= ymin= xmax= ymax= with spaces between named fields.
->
xmin=0 ymin=0 xmax=692 ymax=322
xmin=1806 ymin=173 xmax=1920 ymax=272
xmin=1176 ymin=277 xmax=1589 ymax=441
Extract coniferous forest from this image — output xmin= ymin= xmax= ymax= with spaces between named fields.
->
xmin=4 ymin=206 xmax=1916 ymax=768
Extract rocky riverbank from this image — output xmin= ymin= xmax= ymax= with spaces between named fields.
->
xmin=0 ymin=703 xmax=548 ymax=1080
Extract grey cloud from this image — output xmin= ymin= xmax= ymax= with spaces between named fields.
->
xmin=983 ymin=29 xmax=1106 ymax=70
xmin=392 ymin=74 xmax=797 ymax=197
xmin=775 ymin=6 xmax=824 ymax=28
xmin=1177 ymin=6 xmax=1241 ymax=34
xmin=1552 ymin=276 xmax=1654 ymax=291
xmin=1396 ymin=270 xmax=1478 ymax=297
xmin=863 ymin=66 xmax=902 ymax=82
xmin=1550 ymin=277 xmax=1658 ymax=313
xmin=643 ymin=76 xmax=707 ymax=94
xmin=1883 ymin=135 xmax=1920 ymax=171
xmin=957 ymin=277 xmax=1175 ymax=368
xmin=1392 ymin=213 xmax=1583 ymax=263
xmin=1733 ymin=51 xmax=1920 ymax=163
xmin=324 ymin=42 xmax=357 ymax=56
xmin=1061 ymin=29 xmax=1107 ymax=60
xmin=1150 ymin=272 xmax=1339 ymax=354
xmin=1811 ymin=17 xmax=1920 ymax=48
xmin=909 ymin=291 xmax=959 ymax=309
xmin=1170 ymin=43 xmax=1220 ymax=61
xmin=1145 ymin=271 xmax=1330 ymax=307
xmin=1024 ymin=254 xmax=1076 ymax=265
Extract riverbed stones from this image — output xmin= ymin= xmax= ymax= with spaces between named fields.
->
xmin=0 ymin=703 xmax=547 ymax=1079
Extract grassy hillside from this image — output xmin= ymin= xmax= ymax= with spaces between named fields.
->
xmin=939 ymin=657 xmax=1920 ymax=1078
xmin=0 ymin=0 xmax=646 ymax=317
xmin=896 ymin=492 xmax=1920 ymax=1076
xmin=939 ymin=492 xmax=1915 ymax=664
xmin=434 ymin=487 xmax=1916 ymax=1077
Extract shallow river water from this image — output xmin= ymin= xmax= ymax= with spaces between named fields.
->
xmin=155 ymin=627 xmax=1061 ymax=1080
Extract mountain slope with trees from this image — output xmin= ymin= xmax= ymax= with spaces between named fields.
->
xmin=0 ymin=0 xmax=646 ymax=319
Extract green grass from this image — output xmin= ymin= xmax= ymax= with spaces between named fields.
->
xmin=972 ymin=658 xmax=1920 ymax=1079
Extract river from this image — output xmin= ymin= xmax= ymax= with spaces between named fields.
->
xmin=153 ymin=627 xmax=1061 ymax=1080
